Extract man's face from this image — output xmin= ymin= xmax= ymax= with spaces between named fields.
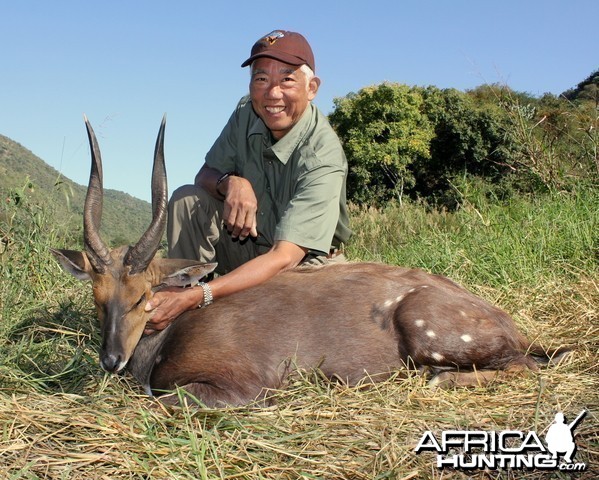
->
xmin=249 ymin=57 xmax=319 ymax=140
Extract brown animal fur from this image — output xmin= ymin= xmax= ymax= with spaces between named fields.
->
xmin=122 ymin=262 xmax=564 ymax=407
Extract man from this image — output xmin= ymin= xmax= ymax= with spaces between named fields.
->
xmin=144 ymin=30 xmax=351 ymax=332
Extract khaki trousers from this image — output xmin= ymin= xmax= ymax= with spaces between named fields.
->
xmin=167 ymin=184 xmax=266 ymax=275
xmin=167 ymin=184 xmax=346 ymax=275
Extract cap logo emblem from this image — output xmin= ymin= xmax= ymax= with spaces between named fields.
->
xmin=263 ymin=31 xmax=285 ymax=45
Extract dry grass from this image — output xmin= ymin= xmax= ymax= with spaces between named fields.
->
xmin=0 ymin=276 xmax=596 ymax=479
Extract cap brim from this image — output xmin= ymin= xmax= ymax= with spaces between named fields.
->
xmin=241 ymin=51 xmax=310 ymax=70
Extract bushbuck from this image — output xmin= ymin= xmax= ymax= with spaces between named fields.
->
xmin=51 ymin=117 xmax=568 ymax=407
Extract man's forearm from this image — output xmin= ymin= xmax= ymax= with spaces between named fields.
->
xmin=144 ymin=242 xmax=307 ymax=332
xmin=208 ymin=241 xmax=307 ymax=300
xmin=195 ymin=165 xmax=223 ymax=199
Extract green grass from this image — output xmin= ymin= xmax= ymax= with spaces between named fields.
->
xmin=347 ymin=185 xmax=597 ymax=288
xmin=0 ymin=182 xmax=597 ymax=479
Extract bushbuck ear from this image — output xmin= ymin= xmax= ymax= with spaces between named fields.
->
xmin=154 ymin=260 xmax=218 ymax=287
xmin=50 ymin=248 xmax=92 ymax=281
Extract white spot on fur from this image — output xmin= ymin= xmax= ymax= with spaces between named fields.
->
xmin=461 ymin=334 xmax=473 ymax=343
xmin=384 ymin=299 xmax=394 ymax=307
xmin=459 ymin=310 xmax=467 ymax=318
xmin=415 ymin=319 xmax=425 ymax=327
xmin=432 ymin=352 xmax=444 ymax=362
xmin=421 ymin=285 xmax=430 ymax=289
xmin=426 ymin=330 xmax=436 ymax=338
xmin=408 ymin=288 xmax=416 ymax=293
xmin=395 ymin=294 xmax=404 ymax=302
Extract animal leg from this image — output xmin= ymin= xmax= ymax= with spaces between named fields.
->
xmin=428 ymin=363 xmax=533 ymax=389
xmin=156 ymin=382 xmax=275 ymax=408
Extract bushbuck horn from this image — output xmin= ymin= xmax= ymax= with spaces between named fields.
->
xmin=83 ymin=115 xmax=112 ymax=273
xmin=124 ymin=115 xmax=168 ymax=275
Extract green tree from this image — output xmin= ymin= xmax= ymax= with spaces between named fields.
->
xmin=330 ymin=76 xmax=598 ymax=209
xmin=410 ymin=86 xmax=515 ymax=205
xmin=329 ymin=83 xmax=433 ymax=206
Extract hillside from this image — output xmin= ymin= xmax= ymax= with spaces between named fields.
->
xmin=0 ymin=133 xmax=152 ymax=246
xmin=561 ymin=68 xmax=599 ymax=103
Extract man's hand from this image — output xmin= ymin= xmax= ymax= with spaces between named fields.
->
xmin=144 ymin=286 xmax=202 ymax=335
xmin=195 ymin=165 xmax=259 ymax=241
xmin=221 ymin=175 xmax=258 ymax=240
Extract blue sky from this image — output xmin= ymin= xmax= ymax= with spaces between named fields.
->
xmin=1 ymin=0 xmax=597 ymax=202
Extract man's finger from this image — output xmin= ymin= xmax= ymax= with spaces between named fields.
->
xmin=239 ymin=211 xmax=258 ymax=240
xmin=223 ymin=204 xmax=243 ymax=235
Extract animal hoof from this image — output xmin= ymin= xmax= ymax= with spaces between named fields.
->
xmin=428 ymin=371 xmax=457 ymax=389
xmin=428 ymin=370 xmax=501 ymax=388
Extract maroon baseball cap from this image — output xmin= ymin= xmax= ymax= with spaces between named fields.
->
xmin=241 ymin=30 xmax=316 ymax=72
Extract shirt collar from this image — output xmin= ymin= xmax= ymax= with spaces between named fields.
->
xmin=248 ymin=103 xmax=314 ymax=165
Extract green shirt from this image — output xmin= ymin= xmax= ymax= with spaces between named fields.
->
xmin=205 ymin=96 xmax=351 ymax=255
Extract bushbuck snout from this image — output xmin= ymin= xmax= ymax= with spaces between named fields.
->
xmin=52 ymin=117 xmax=569 ymax=407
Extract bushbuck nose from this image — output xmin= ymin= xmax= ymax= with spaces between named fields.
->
xmin=101 ymin=352 xmax=123 ymax=373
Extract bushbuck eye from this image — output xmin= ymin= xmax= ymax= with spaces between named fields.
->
xmin=134 ymin=294 xmax=146 ymax=309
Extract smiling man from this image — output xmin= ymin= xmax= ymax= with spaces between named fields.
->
xmin=144 ymin=30 xmax=351 ymax=331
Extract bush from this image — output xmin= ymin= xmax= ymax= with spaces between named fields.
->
xmin=330 ymin=79 xmax=599 ymax=209
xmin=412 ymin=86 xmax=517 ymax=207
xmin=329 ymin=83 xmax=434 ymax=206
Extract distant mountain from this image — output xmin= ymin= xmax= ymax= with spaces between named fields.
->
xmin=0 ymin=133 xmax=152 ymax=246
